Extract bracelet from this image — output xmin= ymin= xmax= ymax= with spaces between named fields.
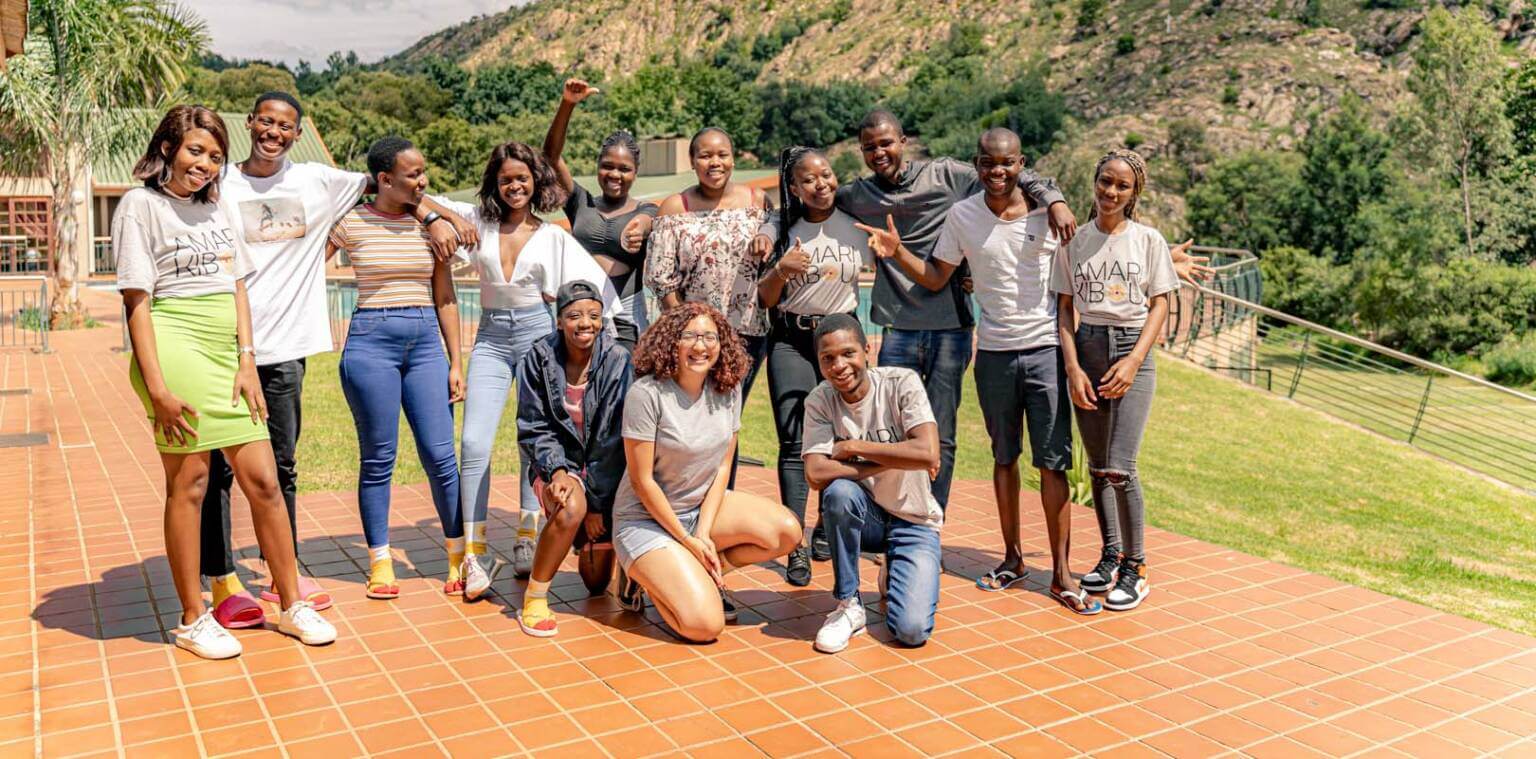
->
xmin=239 ymin=345 xmax=256 ymax=356
xmin=421 ymin=211 xmax=446 ymax=227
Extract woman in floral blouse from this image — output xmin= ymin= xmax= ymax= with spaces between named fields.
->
xmin=645 ymin=127 xmax=772 ymax=486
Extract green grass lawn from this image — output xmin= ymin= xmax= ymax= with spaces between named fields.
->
xmin=296 ymin=351 xmax=1536 ymax=636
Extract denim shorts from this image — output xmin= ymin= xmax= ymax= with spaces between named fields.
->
xmin=974 ymin=346 xmax=1073 ymax=470
xmin=614 ymin=508 xmax=701 ymax=570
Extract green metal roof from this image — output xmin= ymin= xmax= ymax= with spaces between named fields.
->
xmin=92 ymin=112 xmax=336 ymax=189
xmin=443 ymin=168 xmax=777 ymax=223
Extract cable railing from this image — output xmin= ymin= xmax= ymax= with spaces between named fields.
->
xmin=0 ymin=278 xmax=51 ymax=351
xmin=1163 ymin=283 xmax=1536 ymax=493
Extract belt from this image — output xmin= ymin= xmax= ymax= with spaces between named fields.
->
xmin=770 ymin=309 xmax=856 ymax=333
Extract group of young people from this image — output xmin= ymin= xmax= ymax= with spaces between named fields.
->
xmin=117 ymin=78 xmax=1205 ymax=661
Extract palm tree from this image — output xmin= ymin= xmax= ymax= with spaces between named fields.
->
xmin=0 ymin=0 xmax=204 ymax=328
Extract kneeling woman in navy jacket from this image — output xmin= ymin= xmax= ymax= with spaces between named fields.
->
xmin=515 ymin=281 xmax=635 ymax=636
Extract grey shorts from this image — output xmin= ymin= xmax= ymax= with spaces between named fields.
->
xmin=614 ymin=507 xmax=701 ymax=570
xmin=975 ymin=346 xmax=1073 ymax=470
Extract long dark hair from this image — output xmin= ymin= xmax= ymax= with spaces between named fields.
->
xmin=133 ymin=105 xmax=230 ymax=204
xmin=774 ymin=145 xmax=824 ymax=261
xmin=477 ymin=141 xmax=566 ymax=223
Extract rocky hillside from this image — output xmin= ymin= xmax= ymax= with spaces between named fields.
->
xmin=394 ymin=0 xmax=1533 ymax=228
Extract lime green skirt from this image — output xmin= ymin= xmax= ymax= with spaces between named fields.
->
xmin=129 ymin=293 xmax=269 ymax=454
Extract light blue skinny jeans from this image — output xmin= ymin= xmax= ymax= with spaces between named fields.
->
xmin=459 ymin=306 xmax=554 ymax=525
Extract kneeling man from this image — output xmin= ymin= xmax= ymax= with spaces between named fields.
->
xmin=803 ymin=314 xmax=944 ymax=653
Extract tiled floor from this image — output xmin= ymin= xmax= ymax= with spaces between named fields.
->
xmin=5 ymin=289 xmax=1536 ymax=758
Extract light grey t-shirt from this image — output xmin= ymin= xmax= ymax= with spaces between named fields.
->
xmin=1050 ymin=219 xmax=1178 ymax=327
xmin=112 ymin=187 xmax=255 ymax=298
xmin=611 ymin=375 xmax=741 ymax=523
xmin=802 ymin=367 xmax=944 ymax=530
xmin=770 ymin=210 xmax=871 ymax=316
xmin=933 ymin=196 xmax=1059 ymax=352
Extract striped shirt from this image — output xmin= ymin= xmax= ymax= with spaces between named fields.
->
xmin=331 ymin=204 xmax=436 ymax=309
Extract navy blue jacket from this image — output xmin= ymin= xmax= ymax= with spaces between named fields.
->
xmin=515 ymin=330 xmax=633 ymax=515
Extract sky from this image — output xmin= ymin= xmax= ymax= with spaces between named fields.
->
xmin=188 ymin=0 xmax=520 ymax=67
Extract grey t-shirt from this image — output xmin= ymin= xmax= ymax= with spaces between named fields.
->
xmin=802 ymin=367 xmax=944 ymax=529
xmin=768 ymin=209 xmax=871 ymax=316
xmin=1050 ymin=219 xmax=1178 ymax=327
xmin=611 ymin=375 xmax=741 ymax=523
xmin=836 ymin=157 xmax=1065 ymax=331
xmin=933 ymin=196 xmax=1059 ymax=352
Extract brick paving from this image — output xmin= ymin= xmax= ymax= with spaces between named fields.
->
xmin=4 ymin=287 xmax=1536 ymax=757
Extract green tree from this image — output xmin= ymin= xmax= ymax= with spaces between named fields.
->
xmin=1508 ymin=58 xmax=1536 ymax=157
xmin=1396 ymin=6 xmax=1511 ymax=258
xmin=329 ymin=70 xmax=450 ymax=130
xmin=183 ymin=63 xmax=297 ymax=112
xmin=1186 ymin=151 xmax=1304 ymax=254
xmin=1294 ymin=96 xmax=1391 ymax=262
xmin=678 ymin=61 xmax=762 ymax=151
xmin=0 ymin=0 xmax=205 ymax=327
xmin=755 ymin=80 xmax=874 ymax=155
xmin=607 ymin=65 xmax=687 ymax=138
xmin=1258 ymin=246 xmax=1354 ymax=327
xmin=458 ymin=62 xmax=560 ymax=124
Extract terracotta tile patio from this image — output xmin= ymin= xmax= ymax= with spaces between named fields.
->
xmin=4 ymin=289 xmax=1536 ymax=757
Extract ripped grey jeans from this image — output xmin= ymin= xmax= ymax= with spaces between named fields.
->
xmin=1073 ymin=323 xmax=1156 ymax=563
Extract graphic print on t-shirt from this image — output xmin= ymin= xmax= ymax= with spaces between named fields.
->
xmin=171 ymin=228 xmax=238 ymax=279
xmin=784 ymin=228 xmax=861 ymax=292
xmin=238 ymin=196 xmax=307 ymax=243
xmin=1073 ymin=257 xmax=1146 ymax=307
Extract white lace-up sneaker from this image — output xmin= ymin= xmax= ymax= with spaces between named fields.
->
xmin=814 ymin=597 xmax=867 ymax=654
xmin=278 ymin=600 xmax=337 ymax=646
xmin=173 ymin=611 xmax=242 ymax=659
xmin=462 ymin=553 xmax=491 ymax=601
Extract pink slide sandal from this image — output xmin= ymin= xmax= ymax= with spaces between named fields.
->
xmin=213 ymin=591 xmax=266 ymax=629
xmin=260 ymin=577 xmax=333 ymax=611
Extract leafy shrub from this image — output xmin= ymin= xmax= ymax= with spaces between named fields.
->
xmin=1116 ymin=34 xmax=1136 ymax=55
xmin=1124 ymin=131 xmax=1145 ymax=150
xmin=1077 ymin=0 xmax=1104 ymax=37
xmin=1354 ymin=257 xmax=1536 ymax=358
xmin=1222 ymin=85 xmax=1240 ymax=105
xmin=1482 ymin=332 xmax=1536 ymax=388
xmin=1187 ymin=150 xmax=1304 ymax=254
xmin=1258 ymin=247 xmax=1354 ymax=328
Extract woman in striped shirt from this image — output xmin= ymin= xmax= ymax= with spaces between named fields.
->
xmin=327 ymin=136 xmax=466 ymax=600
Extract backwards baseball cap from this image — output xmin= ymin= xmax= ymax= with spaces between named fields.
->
xmin=555 ymin=281 xmax=602 ymax=315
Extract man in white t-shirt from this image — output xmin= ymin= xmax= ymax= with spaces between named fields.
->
xmin=865 ymin=128 xmax=1096 ymax=613
xmin=199 ymin=92 xmax=479 ymax=628
xmin=802 ymin=314 xmax=944 ymax=653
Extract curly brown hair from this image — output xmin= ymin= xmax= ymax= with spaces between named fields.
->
xmin=632 ymin=302 xmax=749 ymax=394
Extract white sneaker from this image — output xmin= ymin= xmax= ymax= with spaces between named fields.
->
xmin=462 ymin=553 xmax=491 ymax=601
xmin=814 ymin=597 xmax=866 ymax=654
xmin=278 ymin=600 xmax=337 ymax=646
xmin=173 ymin=611 xmax=242 ymax=659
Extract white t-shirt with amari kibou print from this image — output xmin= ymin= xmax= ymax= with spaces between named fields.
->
xmin=1049 ymin=218 xmax=1179 ymax=328
xmin=112 ymin=187 xmax=256 ymax=298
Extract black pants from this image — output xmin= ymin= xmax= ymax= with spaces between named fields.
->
xmin=199 ymin=358 xmax=305 ymax=577
xmin=766 ymin=320 xmax=823 ymax=525
xmin=727 ymin=333 xmax=767 ymax=489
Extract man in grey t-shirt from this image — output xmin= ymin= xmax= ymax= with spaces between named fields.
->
xmin=802 ymin=315 xmax=944 ymax=654
xmin=769 ymin=110 xmax=1078 ymax=512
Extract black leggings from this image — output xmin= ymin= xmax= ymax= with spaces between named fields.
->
xmin=766 ymin=321 xmax=823 ymax=525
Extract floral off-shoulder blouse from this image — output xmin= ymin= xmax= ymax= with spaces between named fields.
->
xmin=643 ymin=207 xmax=768 ymax=338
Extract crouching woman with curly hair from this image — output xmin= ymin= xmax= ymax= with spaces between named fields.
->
xmin=611 ymin=302 xmax=802 ymax=642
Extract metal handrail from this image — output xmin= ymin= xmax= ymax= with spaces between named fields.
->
xmin=1166 ymin=280 xmax=1536 ymax=493
xmin=1191 ymin=285 xmax=1536 ymax=405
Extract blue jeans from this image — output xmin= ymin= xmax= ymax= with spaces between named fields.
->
xmin=339 ymin=307 xmax=461 ymax=548
xmin=878 ymin=327 xmax=973 ymax=508
xmin=461 ymin=306 xmax=553 ymax=523
xmin=820 ymin=479 xmax=942 ymax=647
